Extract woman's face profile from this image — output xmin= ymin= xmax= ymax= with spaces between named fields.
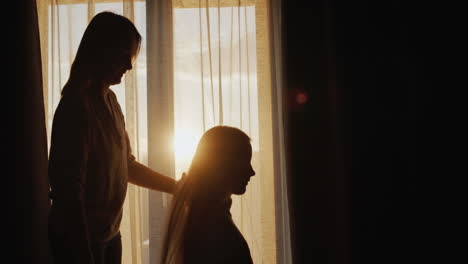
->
xmin=101 ymin=37 xmax=139 ymax=86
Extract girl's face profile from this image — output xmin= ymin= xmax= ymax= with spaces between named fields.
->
xmin=222 ymin=143 xmax=255 ymax=195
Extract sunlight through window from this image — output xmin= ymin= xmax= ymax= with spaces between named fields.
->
xmin=173 ymin=130 xmax=200 ymax=180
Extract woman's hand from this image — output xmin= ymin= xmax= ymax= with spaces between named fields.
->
xmin=174 ymin=172 xmax=187 ymax=192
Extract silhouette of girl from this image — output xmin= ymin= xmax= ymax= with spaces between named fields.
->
xmin=48 ymin=12 xmax=176 ymax=264
xmin=161 ymin=126 xmax=256 ymax=264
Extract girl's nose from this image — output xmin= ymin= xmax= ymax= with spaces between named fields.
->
xmin=249 ymin=166 xmax=256 ymax=177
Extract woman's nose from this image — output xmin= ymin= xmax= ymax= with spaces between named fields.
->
xmin=126 ymin=60 xmax=133 ymax=71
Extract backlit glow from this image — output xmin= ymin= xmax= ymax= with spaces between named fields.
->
xmin=173 ymin=130 xmax=200 ymax=180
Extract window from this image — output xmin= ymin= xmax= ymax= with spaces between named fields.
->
xmin=38 ymin=1 xmax=290 ymax=263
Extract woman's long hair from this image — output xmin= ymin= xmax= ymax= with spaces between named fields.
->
xmin=160 ymin=126 xmax=251 ymax=264
xmin=61 ymin=12 xmax=141 ymax=96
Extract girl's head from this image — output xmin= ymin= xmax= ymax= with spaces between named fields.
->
xmin=63 ymin=12 xmax=141 ymax=95
xmin=160 ymin=126 xmax=255 ymax=264
xmin=187 ymin=126 xmax=255 ymax=196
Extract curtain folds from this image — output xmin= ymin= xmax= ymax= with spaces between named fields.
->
xmin=19 ymin=1 xmax=50 ymax=263
xmin=146 ymin=0 xmax=175 ymax=262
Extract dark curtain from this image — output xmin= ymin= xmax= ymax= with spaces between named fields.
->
xmin=284 ymin=1 xmax=440 ymax=263
xmin=14 ymin=0 xmax=50 ymax=263
xmin=283 ymin=1 xmax=347 ymax=263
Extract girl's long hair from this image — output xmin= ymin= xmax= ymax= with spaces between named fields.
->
xmin=160 ymin=126 xmax=251 ymax=264
xmin=61 ymin=12 xmax=141 ymax=96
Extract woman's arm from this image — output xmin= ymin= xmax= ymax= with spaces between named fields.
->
xmin=125 ymin=130 xmax=177 ymax=193
xmin=128 ymin=160 xmax=177 ymax=193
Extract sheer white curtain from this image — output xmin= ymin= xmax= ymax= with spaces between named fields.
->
xmin=147 ymin=0 xmax=291 ymax=263
xmin=37 ymin=1 xmax=150 ymax=263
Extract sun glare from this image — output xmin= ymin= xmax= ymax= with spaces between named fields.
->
xmin=173 ymin=130 xmax=200 ymax=179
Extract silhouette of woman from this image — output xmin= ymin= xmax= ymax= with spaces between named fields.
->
xmin=48 ymin=12 xmax=177 ymax=264
xmin=160 ymin=126 xmax=256 ymax=264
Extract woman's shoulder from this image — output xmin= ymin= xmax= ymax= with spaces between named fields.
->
xmin=54 ymin=93 xmax=91 ymax=123
xmin=60 ymin=93 xmax=87 ymax=108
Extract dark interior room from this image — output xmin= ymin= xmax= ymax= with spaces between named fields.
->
xmin=13 ymin=0 xmax=447 ymax=263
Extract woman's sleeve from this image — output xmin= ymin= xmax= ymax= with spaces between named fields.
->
xmin=125 ymin=131 xmax=136 ymax=164
xmin=108 ymin=89 xmax=135 ymax=164
xmin=48 ymin=97 xmax=93 ymax=263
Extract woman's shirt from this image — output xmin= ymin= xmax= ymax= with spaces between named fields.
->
xmin=184 ymin=197 xmax=254 ymax=264
xmin=48 ymin=89 xmax=135 ymax=243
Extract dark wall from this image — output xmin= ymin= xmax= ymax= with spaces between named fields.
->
xmin=334 ymin=1 xmax=439 ymax=263
xmin=284 ymin=1 xmax=441 ymax=263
